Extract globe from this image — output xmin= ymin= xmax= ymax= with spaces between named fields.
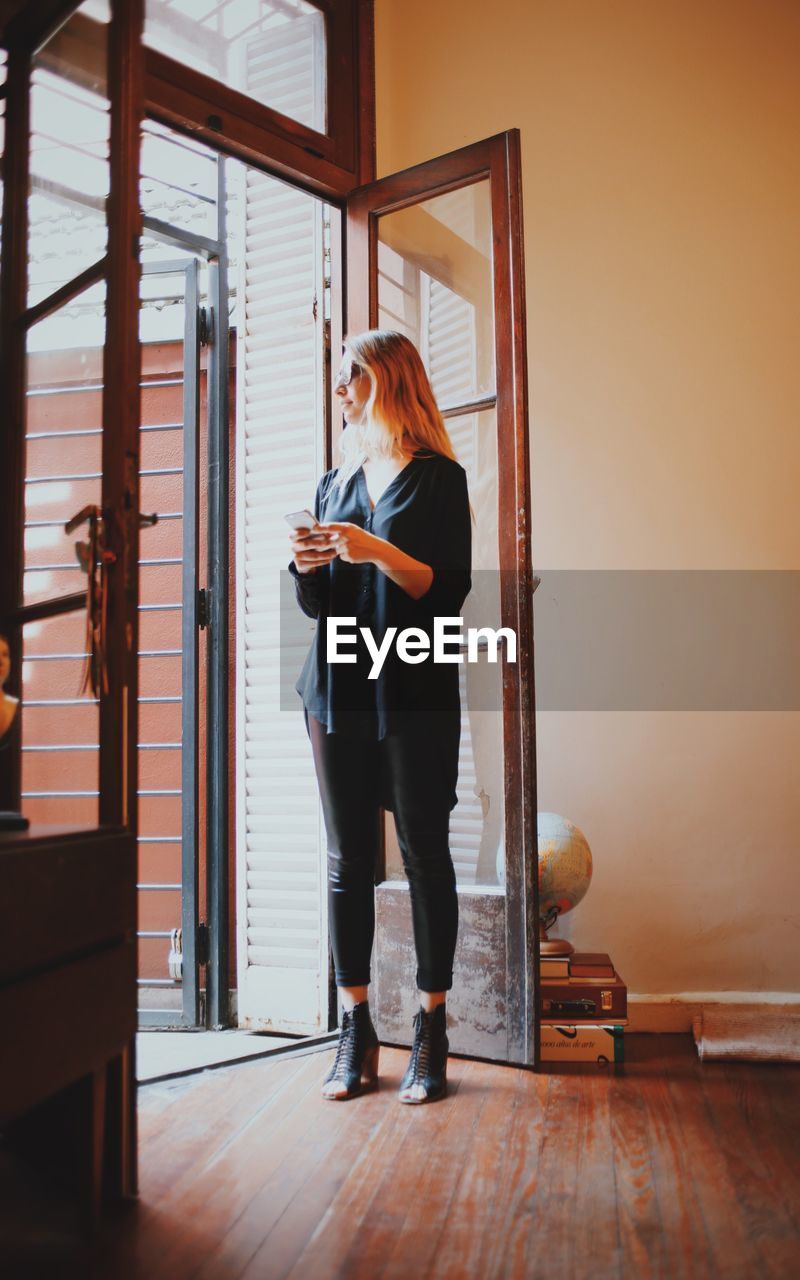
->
xmin=538 ymin=812 xmax=593 ymax=953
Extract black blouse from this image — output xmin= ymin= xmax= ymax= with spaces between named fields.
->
xmin=288 ymin=449 xmax=472 ymax=740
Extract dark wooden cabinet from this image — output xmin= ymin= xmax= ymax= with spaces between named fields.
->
xmin=0 ymin=826 xmax=138 ymax=1222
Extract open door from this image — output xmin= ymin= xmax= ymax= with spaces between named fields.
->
xmin=346 ymin=130 xmax=539 ymax=1066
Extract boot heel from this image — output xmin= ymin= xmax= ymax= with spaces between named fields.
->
xmin=362 ymin=1044 xmax=380 ymax=1088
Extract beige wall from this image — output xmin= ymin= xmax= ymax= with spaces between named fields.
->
xmin=375 ymin=0 xmax=800 ymax=997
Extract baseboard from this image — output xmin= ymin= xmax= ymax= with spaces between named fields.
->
xmin=627 ymin=992 xmax=800 ymax=1033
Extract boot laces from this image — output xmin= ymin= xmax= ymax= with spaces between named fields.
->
xmin=407 ymin=1010 xmax=433 ymax=1083
xmin=330 ymin=1008 xmax=365 ymax=1081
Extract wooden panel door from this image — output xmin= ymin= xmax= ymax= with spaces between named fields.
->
xmin=345 ymin=130 xmax=539 ymax=1066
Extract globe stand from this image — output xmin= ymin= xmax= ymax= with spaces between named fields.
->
xmin=539 ymin=927 xmax=573 ymax=956
xmin=539 ymin=906 xmax=573 ymax=957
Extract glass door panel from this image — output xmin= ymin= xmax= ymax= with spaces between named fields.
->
xmin=376 ymin=179 xmax=496 ymax=404
xmin=376 ymin=180 xmax=504 ymax=890
xmin=28 ymin=0 xmax=110 ymax=306
xmin=19 ymin=614 xmax=100 ymax=827
xmin=23 ymin=282 xmax=106 ymax=609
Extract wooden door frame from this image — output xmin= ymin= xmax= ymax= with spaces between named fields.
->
xmin=346 ymin=130 xmax=540 ymax=1066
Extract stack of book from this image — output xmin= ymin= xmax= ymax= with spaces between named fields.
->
xmin=538 ymin=951 xmax=627 ymax=1064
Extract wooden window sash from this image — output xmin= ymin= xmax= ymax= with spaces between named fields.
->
xmin=142 ymin=1 xmax=355 ymax=160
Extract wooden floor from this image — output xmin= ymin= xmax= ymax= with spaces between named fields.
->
xmin=3 ymin=1034 xmax=799 ymax=1279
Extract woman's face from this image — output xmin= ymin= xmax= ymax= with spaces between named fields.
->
xmin=0 ymin=639 xmax=10 ymax=687
xmin=334 ymin=353 xmax=371 ymax=425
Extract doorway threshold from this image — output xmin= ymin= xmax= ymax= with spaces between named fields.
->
xmin=137 ymin=1029 xmax=337 ymax=1084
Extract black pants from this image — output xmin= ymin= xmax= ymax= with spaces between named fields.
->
xmin=304 ymin=709 xmax=459 ymax=992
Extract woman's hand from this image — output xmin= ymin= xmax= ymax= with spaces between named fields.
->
xmin=322 ymin=522 xmax=387 ymax=565
xmin=289 ymin=527 xmax=338 ymax=575
xmin=324 ymin=522 xmax=434 ymax=599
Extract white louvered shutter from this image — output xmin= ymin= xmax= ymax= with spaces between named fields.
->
xmin=235 ymin=14 xmax=328 ymax=1032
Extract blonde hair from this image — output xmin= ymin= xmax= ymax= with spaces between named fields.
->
xmin=334 ymin=329 xmax=460 ymax=493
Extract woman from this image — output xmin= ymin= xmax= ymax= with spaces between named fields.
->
xmin=288 ymin=329 xmax=472 ymax=1103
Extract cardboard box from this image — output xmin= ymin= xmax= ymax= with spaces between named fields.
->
xmin=539 ymin=1024 xmax=625 ymax=1063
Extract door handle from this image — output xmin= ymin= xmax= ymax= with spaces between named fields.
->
xmin=65 ymin=503 xmax=102 ymax=536
xmin=63 ymin=505 xmax=116 ymax=697
xmin=63 ymin=507 xmax=159 ymax=697
xmin=65 ymin=505 xmax=117 ymax=575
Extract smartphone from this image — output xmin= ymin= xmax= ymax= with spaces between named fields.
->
xmin=284 ymin=508 xmax=320 ymax=531
xmin=284 ymin=508 xmax=329 ymax=541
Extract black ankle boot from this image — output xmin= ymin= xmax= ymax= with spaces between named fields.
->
xmin=322 ymin=1001 xmax=380 ymax=1100
xmin=398 ymin=1003 xmax=448 ymax=1104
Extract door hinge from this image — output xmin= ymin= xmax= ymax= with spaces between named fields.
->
xmin=199 ymin=306 xmax=213 ymax=347
xmin=197 ymin=922 xmax=209 ymax=967
xmin=197 ymin=587 xmax=209 ymax=629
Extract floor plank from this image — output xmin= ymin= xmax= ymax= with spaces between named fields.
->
xmin=569 ymin=1070 xmax=623 ymax=1280
xmin=473 ymin=1061 xmax=550 ymax=1279
xmin=512 ymin=1064 xmax=626 ymax=1280
xmin=609 ymin=1067 xmax=665 ymax=1280
xmin=640 ymin=1066 xmax=719 ymax=1278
